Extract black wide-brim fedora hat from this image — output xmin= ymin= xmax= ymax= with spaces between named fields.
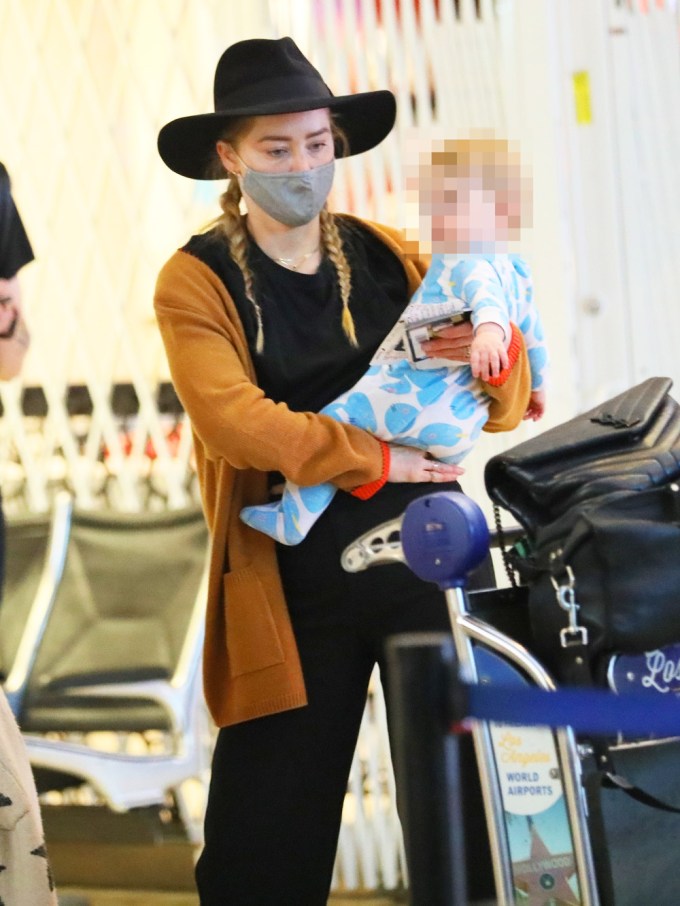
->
xmin=158 ymin=36 xmax=397 ymax=180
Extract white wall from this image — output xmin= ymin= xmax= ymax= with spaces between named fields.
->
xmin=461 ymin=0 xmax=680 ymax=519
xmin=1 ymin=0 xmax=678 ymax=892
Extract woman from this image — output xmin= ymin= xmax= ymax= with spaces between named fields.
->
xmin=155 ymin=36 xmax=528 ymax=905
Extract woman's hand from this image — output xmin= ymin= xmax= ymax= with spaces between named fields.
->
xmin=387 ymin=443 xmax=464 ymax=484
xmin=419 ymin=320 xmax=474 ymax=362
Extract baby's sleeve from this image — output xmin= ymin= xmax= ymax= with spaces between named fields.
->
xmin=452 ymin=258 xmax=511 ymax=339
xmin=509 ymin=255 xmax=549 ymax=390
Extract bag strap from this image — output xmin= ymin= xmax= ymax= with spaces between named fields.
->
xmin=582 ymin=769 xmax=617 ymax=906
xmin=491 ymin=506 xmax=596 ymax=684
xmin=543 ymin=551 xmax=595 ymax=685
xmin=594 ymin=742 xmax=680 ymax=814
xmin=492 ymin=503 xmax=518 ymax=588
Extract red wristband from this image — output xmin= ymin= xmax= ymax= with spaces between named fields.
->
xmin=485 ymin=322 xmax=522 ymax=387
xmin=351 ymin=441 xmax=391 ymax=500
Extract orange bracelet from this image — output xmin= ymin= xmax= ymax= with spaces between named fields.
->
xmin=351 ymin=440 xmax=391 ymax=500
xmin=485 ymin=322 xmax=522 ymax=387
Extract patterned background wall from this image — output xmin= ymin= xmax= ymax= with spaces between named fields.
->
xmin=3 ymin=0 xmax=678 ymax=517
xmin=0 ymin=0 xmax=273 ymax=512
xmin=0 ymin=0 xmax=530 ymax=515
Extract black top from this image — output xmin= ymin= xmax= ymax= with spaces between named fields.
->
xmin=183 ymin=217 xmax=408 ymax=412
xmin=182 ymin=215 xmax=469 ymax=552
xmin=0 ymin=163 xmax=34 ymax=280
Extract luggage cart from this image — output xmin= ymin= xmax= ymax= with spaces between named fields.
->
xmin=341 ymin=490 xmax=600 ymax=906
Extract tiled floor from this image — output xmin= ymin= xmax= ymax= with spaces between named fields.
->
xmin=50 ymin=808 xmax=409 ymax=905
xmin=58 ymin=891 xmax=404 ymax=906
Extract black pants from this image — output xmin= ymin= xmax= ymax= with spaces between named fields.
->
xmin=195 ymin=483 xmax=494 ymax=905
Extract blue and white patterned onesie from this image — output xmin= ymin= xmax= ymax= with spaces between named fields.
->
xmin=240 ymin=253 xmax=548 ymax=544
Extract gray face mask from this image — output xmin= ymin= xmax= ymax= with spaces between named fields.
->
xmin=237 ymin=157 xmax=335 ymax=227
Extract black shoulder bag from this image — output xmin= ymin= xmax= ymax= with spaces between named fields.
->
xmin=484 ymin=376 xmax=680 ymax=685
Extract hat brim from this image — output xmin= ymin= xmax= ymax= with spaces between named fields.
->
xmin=158 ymin=90 xmax=396 ymax=180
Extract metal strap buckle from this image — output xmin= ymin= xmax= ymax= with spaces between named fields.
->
xmin=550 ymin=562 xmax=589 ymax=649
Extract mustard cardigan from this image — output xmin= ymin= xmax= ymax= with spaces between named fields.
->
xmin=153 ymin=216 xmax=530 ymax=727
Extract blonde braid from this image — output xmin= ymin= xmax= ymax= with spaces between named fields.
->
xmin=216 ymin=178 xmax=265 ymax=353
xmin=320 ymin=207 xmax=357 ymax=347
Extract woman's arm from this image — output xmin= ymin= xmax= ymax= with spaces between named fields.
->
xmin=0 ymin=277 xmax=30 ymax=381
xmin=154 ymin=251 xmax=386 ymax=491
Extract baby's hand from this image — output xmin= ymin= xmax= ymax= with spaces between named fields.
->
xmin=524 ymin=388 xmax=546 ymax=421
xmin=470 ymin=323 xmax=509 ymax=381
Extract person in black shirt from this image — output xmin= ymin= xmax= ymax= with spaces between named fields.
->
xmin=0 ymin=162 xmax=33 ymax=594
xmin=0 ymin=163 xmax=33 ymax=592
xmin=0 ymin=164 xmax=58 ymax=906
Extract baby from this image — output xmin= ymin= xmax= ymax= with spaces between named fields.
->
xmin=241 ymin=135 xmax=548 ymax=544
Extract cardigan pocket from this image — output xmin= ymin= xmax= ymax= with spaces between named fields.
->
xmin=223 ymin=566 xmax=285 ymax=678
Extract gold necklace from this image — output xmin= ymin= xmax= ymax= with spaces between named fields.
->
xmin=272 ymin=247 xmax=320 ymax=271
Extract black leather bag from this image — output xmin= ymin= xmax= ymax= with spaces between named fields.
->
xmin=485 ymin=377 xmax=680 ymax=683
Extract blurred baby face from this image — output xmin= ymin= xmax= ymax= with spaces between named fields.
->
xmin=422 ymin=172 xmax=502 ymax=253
xmin=404 ymin=135 xmax=530 ymax=256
